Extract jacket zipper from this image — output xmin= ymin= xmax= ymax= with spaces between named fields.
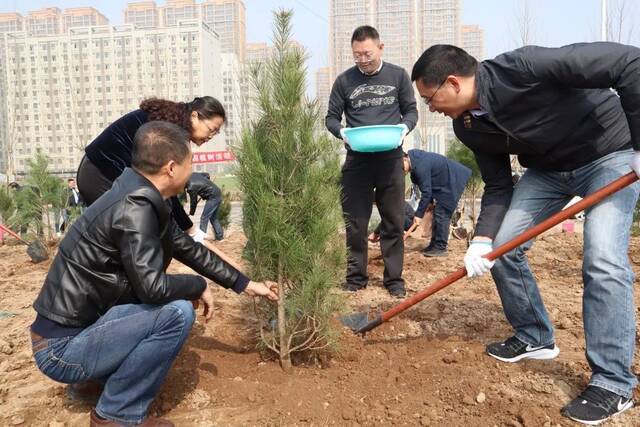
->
xmin=488 ymin=114 xmax=519 ymax=148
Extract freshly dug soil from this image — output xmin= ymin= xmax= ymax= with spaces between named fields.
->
xmin=1 ymin=230 xmax=638 ymax=426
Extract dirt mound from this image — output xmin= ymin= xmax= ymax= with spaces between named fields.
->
xmin=0 ymin=231 xmax=639 ymax=425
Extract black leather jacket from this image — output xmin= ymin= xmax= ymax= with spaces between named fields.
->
xmin=186 ymin=173 xmax=222 ymax=215
xmin=34 ymin=168 xmax=245 ymax=328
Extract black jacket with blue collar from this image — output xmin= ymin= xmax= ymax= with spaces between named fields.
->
xmin=453 ymin=42 xmax=640 ymax=238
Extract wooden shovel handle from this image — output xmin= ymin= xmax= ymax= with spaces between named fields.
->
xmin=403 ymin=221 xmax=420 ymax=241
xmin=357 ymin=172 xmax=639 ymax=333
xmin=0 ymin=223 xmax=28 ymax=244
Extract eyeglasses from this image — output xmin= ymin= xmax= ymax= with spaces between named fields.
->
xmin=200 ymin=117 xmax=220 ymax=136
xmin=423 ymin=79 xmax=447 ymax=107
xmin=353 ymin=52 xmax=374 ymax=62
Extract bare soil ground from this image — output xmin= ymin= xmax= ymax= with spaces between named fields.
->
xmin=1 ymin=229 xmax=639 ymax=426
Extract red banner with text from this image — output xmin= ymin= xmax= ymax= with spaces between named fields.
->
xmin=192 ymin=151 xmax=235 ymax=164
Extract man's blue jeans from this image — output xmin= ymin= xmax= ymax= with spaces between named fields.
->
xmin=199 ymin=196 xmax=223 ymax=240
xmin=490 ymin=149 xmax=639 ymax=398
xmin=32 ymin=301 xmax=195 ymax=425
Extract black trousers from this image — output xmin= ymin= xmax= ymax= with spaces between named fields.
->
xmin=341 ymin=152 xmax=405 ymax=290
xmin=76 ymin=155 xmax=113 ymax=206
xmin=428 ymin=203 xmax=454 ymax=250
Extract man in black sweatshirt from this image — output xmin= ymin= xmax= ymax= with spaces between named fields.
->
xmin=326 ymin=25 xmax=418 ymax=298
xmin=411 ymin=43 xmax=640 ymax=425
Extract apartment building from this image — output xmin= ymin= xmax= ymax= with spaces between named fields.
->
xmin=0 ymin=17 xmax=222 ymax=176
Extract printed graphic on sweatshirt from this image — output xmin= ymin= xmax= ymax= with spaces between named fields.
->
xmin=349 ymin=84 xmax=396 ymax=109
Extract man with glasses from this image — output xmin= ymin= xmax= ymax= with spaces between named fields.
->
xmin=410 ymin=43 xmax=640 ymax=425
xmin=326 ymin=25 xmax=418 ymax=298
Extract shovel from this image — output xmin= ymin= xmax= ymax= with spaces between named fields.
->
xmin=341 ymin=172 xmax=639 ymax=335
xmin=0 ymin=223 xmax=49 ymax=263
xmin=403 ymin=221 xmax=420 ymax=241
xmin=370 ymin=221 xmax=422 ymax=261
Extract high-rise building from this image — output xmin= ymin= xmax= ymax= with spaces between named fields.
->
xmin=326 ymin=0 xmax=472 ymax=155
xmin=419 ymin=0 xmax=461 ymax=153
xmin=315 ymin=66 xmax=331 ymax=106
xmin=220 ymin=53 xmax=243 ymax=149
xmin=26 ymin=7 xmax=62 ymax=37
xmin=124 ymin=0 xmax=246 ymax=60
xmin=0 ymin=13 xmax=24 ymax=33
xmin=0 ymin=19 xmax=222 ymax=176
xmin=0 ymin=23 xmax=10 ymax=173
xmin=160 ymin=0 xmax=199 ymax=28
xmin=245 ymin=41 xmax=271 ymax=64
xmin=238 ymin=43 xmax=268 ymax=126
xmin=461 ymin=24 xmax=485 ymax=60
xmin=201 ymin=0 xmax=246 ymax=62
xmin=375 ymin=0 xmax=419 ymax=71
xmin=315 ymin=66 xmax=331 ymax=131
xmin=328 ymin=0 xmax=375 ymax=83
xmin=420 ymin=0 xmax=461 ymax=49
xmin=62 ymin=7 xmax=109 ymax=32
xmin=124 ymin=2 xmax=159 ymax=29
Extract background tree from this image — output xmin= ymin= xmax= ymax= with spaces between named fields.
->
xmin=0 ymin=186 xmax=14 ymax=223
xmin=510 ymin=0 xmax=537 ymax=48
xmin=217 ymin=189 xmax=232 ymax=230
xmin=447 ymin=139 xmax=483 ymax=232
xmin=0 ymin=186 xmax=14 ymax=244
xmin=236 ymin=9 xmax=345 ymax=371
xmin=13 ymin=150 xmax=66 ymax=242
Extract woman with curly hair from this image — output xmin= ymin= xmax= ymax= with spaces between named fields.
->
xmin=76 ymin=96 xmax=225 ymax=241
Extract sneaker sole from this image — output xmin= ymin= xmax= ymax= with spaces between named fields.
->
xmin=487 ymin=345 xmax=560 ymax=363
xmin=563 ymin=400 xmax=633 ymax=425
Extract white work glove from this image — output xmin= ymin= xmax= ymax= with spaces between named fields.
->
xmin=463 ymin=240 xmax=495 ymax=278
xmin=629 ymin=150 xmax=640 ymax=178
xmin=189 ymin=228 xmax=206 ymax=243
xmin=339 ymin=127 xmax=350 ymax=145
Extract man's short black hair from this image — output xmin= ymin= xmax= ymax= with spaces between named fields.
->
xmin=351 ymin=25 xmax=379 ymax=44
xmin=411 ymin=44 xmax=478 ymax=86
xmin=67 ymin=178 xmax=75 ymax=182
xmin=132 ymin=121 xmax=191 ymax=174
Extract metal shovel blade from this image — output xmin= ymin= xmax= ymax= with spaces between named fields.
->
xmin=340 ymin=311 xmax=370 ymax=332
xmin=26 ymin=240 xmax=49 ymax=263
xmin=0 ymin=223 xmax=48 ymax=263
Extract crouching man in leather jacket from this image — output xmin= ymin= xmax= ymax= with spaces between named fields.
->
xmin=30 ymin=121 xmax=278 ymax=427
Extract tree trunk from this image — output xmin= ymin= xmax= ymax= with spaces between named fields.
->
xmin=44 ymin=205 xmax=52 ymax=241
xmin=277 ymin=262 xmax=292 ymax=372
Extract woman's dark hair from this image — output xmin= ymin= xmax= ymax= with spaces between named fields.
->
xmin=132 ymin=121 xmax=191 ymax=174
xmin=411 ymin=44 xmax=477 ymax=87
xmin=351 ymin=25 xmax=379 ymax=44
xmin=139 ymin=96 xmax=226 ymax=132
